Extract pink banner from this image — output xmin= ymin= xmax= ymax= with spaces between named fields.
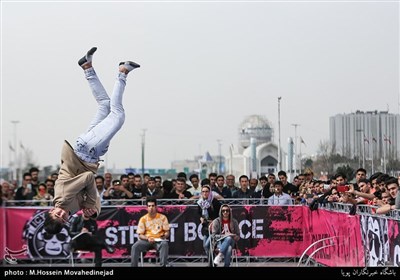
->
xmin=247 ymin=206 xmax=304 ymax=257
xmin=388 ymin=219 xmax=400 ymax=266
xmin=3 ymin=205 xmax=398 ymax=266
xmin=6 ymin=208 xmax=38 ymax=254
xmin=0 ymin=207 xmax=5 ymax=259
xmin=302 ymin=207 xmax=365 ymax=267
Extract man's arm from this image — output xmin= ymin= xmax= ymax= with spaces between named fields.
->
xmin=69 ymin=216 xmax=82 ymax=236
xmin=160 ymin=230 xmax=170 ymax=240
xmin=81 ymin=172 xmax=101 ymax=217
xmin=376 ymin=204 xmax=393 ymax=215
xmin=120 ymin=185 xmax=134 ymax=199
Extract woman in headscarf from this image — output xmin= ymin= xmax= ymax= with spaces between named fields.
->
xmin=197 ymin=181 xmax=222 ymax=265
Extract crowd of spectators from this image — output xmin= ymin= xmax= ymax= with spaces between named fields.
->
xmin=1 ymin=167 xmax=399 ymax=215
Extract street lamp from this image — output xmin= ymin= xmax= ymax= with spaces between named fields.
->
xmin=11 ymin=120 xmax=20 ymax=181
xmin=356 ymin=129 xmax=365 ymax=167
xmin=277 ymin=97 xmax=282 ymax=172
xmin=217 ymin=139 xmax=222 ymax=174
xmin=141 ymin=129 xmax=147 ymax=175
xmin=291 ymin=123 xmax=300 ymax=175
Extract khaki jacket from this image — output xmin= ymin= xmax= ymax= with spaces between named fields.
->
xmin=53 ymin=141 xmax=101 ymax=216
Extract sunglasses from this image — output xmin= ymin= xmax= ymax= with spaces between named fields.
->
xmin=43 ymin=232 xmax=68 ymax=241
xmin=222 ymin=209 xmax=230 ymax=213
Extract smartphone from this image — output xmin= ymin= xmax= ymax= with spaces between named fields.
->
xmin=337 ymin=185 xmax=349 ymax=193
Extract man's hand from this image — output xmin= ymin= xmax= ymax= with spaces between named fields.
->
xmin=83 ymin=208 xmax=97 ymax=218
xmin=160 ymin=232 xmax=170 ymax=240
xmin=81 ymin=227 xmax=91 ymax=235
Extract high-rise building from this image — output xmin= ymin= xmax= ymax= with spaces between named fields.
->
xmin=330 ymin=110 xmax=400 ymax=162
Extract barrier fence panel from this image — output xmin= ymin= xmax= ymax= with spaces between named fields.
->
xmin=1 ymin=204 xmax=399 ymax=266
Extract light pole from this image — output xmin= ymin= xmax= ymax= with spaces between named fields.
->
xmin=277 ymin=97 xmax=282 ymax=172
xmin=291 ymin=123 xmax=300 ymax=175
xmin=356 ymin=129 xmax=364 ymax=167
xmin=11 ymin=120 xmax=20 ymax=182
xmin=141 ymin=129 xmax=147 ymax=175
xmin=217 ymin=139 xmax=222 ymax=174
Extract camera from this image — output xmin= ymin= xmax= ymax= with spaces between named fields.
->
xmin=337 ymin=185 xmax=349 ymax=193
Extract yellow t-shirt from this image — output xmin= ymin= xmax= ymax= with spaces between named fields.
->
xmin=137 ymin=213 xmax=170 ymax=239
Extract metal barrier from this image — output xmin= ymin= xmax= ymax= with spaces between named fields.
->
xmin=318 ymin=202 xmax=400 ymax=221
xmin=297 ymin=236 xmax=337 ymax=267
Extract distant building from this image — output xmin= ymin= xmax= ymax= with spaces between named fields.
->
xmin=170 ymin=153 xmax=226 ymax=179
xmin=329 ymin=110 xmax=400 ymax=161
xmin=170 ymin=115 xmax=283 ymax=179
xmin=226 ymin=115 xmax=283 ymax=179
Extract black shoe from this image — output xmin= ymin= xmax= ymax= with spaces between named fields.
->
xmin=78 ymin=47 xmax=97 ymax=67
xmin=105 ymin=245 xmax=115 ymax=254
xmin=119 ymin=61 xmax=140 ymax=73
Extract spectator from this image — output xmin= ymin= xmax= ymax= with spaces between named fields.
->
xmin=15 ymin=172 xmax=35 ymax=205
xmin=45 ymin=179 xmax=55 ymax=197
xmin=166 ymin=178 xmax=191 ymax=199
xmin=187 ymin=174 xmax=201 ymax=198
xmin=211 ymin=204 xmax=240 ymax=267
xmin=232 ymin=175 xmax=254 ymax=199
xmin=144 ymin=177 xmax=163 ymax=199
xmin=131 ymin=198 xmax=170 ymax=267
xmin=197 ymin=185 xmax=222 ymax=264
xmin=268 ymin=181 xmax=293 ymax=205
xmin=33 ymin=183 xmax=53 ymax=206
xmin=225 ymin=174 xmax=238 ymax=197
xmin=69 ymin=214 xmax=114 ymax=267
xmin=29 ymin=167 xmax=41 ymax=194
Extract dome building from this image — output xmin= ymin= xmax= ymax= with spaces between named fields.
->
xmin=227 ymin=115 xmax=283 ymax=178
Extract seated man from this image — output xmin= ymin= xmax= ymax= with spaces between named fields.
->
xmin=211 ymin=204 xmax=240 ymax=267
xmin=69 ymin=214 xmax=114 ymax=267
xmin=131 ymin=198 xmax=170 ymax=267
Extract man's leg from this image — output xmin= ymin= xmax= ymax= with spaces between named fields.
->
xmin=203 ymin=235 xmax=213 ymax=266
xmin=156 ymin=241 xmax=169 ymax=267
xmin=93 ymin=247 xmax=102 ymax=267
xmin=219 ymin=236 xmax=234 ymax=267
xmin=131 ymin=240 xmax=151 ymax=267
xmin=80 ymin=62 xmax=140 ymax=159
xmin=78 ymin=48 xmax=111 ymax=132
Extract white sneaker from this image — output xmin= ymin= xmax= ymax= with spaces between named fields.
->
xmin=213 ymin=253 xmax=223 ymax=266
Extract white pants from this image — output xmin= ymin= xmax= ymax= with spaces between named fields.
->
xmin=74 ymin=68 xmax=127 ymax=163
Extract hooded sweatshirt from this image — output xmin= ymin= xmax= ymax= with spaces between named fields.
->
xmin=211 ymin=204 xmax=240 ymax=239
xmin=53 ymin=141 xmax=101 ymax=216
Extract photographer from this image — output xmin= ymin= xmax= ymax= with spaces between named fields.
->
xmin=346 ymin=179 xmax=381 ymax=205
xmin=69 ymin=213 xmax=114 ymax=267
